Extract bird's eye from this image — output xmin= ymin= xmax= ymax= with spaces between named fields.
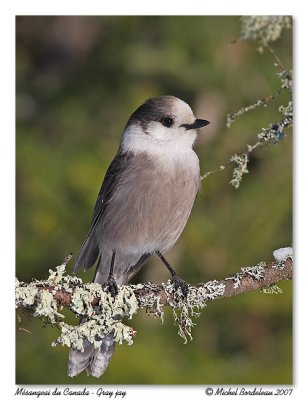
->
xmin=160 ymin=117 xmax=174 ymax=128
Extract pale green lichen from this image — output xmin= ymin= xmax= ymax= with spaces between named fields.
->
xmin=52 ymin=322 xmax=85 ymax=350
xmin=53 ymin=283 xmax=139 ymax=351
xmin=226 ymin=262 xmax=266 ymax=288
xmin=229 ymin=153 xmax=249 ymax=189
xmin=70 ymin=283 xmax=103 ymax=316
xmin=54 ymin=318 xmax=105 ymax=350
xmin=278 ymin=69 xmax=293 ymax=92
xmin=113 ymin=321 xmax=135 ymax=345
xmin=241 ymin=262 xmax=266 ymax=280
xmin=53 ymin=314 xmax=135 ymax=351
xmin=16 ymin=260 xmax=142 ymax=352
xmin=227 ymin=100 xmax=266 ymax=128
xmin=48 ymin=264 xmax=67 ymax=285
xmin=162 ymin=279 xmax=226 ymax=343
xmin=261 ymin=284 xmax=283 ymax=295
xmin=16 ymin=272 xmax=65 ymax=324
xmin=15 ymin=279 xmax=39 ymax=307
xmin=16 ymin=259 xmax=229 ymax=348
xmin=131 ymin=282 xmax=165 ymax=320
xmin=202 ymin=17 xmax=292 ymax=190
xmin=240 ymin=16 xmax=292 ymax=51
xmin=192 ymin=280 xmax=226 ymax=302
xmin=34 ymin=290 xmax=64 ymax=323
xmin=21 ymin=253 xmax=291 ymax=350
xmin=112 ymin=285 xmax=139 ymax=319
xmin=279 ymin=101 xmax=293 ymax=118
xmin=225 ymin=273 xmax=242 ymax=289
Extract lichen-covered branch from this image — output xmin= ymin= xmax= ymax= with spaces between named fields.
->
xmin=201 ymin=16 xmax=292 ymax=189
xmin=239 ymin=16 xmax=292 ymax=51
xmin=15 ymin=247 xmax=293 ymax=349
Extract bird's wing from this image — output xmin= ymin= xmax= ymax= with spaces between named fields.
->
xmin=73 ymin=150 xmax=133 ymax=273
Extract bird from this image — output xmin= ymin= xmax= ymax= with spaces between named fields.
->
xmin=67 ymin=95 xmax=210 ymax=378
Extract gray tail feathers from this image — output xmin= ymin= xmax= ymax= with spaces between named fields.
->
xmin=68 ymin=334 xmax=115 ymax=378
xmin=68 ymin=256 xmax=116 ymax=378
xmin=68 ymin=250 xmax=151 ymax=377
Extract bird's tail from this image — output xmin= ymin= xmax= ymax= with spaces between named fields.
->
xmin=68 ymin=256 xmax=117 ymax=378
xmin=68 ymin=251 xmax=150 ymax=377
xmin=68 ymin=333 xmax=115 ymax=378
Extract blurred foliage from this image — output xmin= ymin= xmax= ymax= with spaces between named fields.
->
xmin=16 ymin=16 xmax=292 ymax=384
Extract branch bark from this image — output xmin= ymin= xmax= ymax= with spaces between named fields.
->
xmin=15 ymin=249 xmax=293 ymax=346
xmin=16 ymin=255 xmax=293 ymax=312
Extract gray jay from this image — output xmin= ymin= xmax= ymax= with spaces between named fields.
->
xmin=68 ymin=95 xmax=209 ymax=378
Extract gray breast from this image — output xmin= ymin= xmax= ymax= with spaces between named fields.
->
xmin=95 ymin=151 xmax=199 ymax=256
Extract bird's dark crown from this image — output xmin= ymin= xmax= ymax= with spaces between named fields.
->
xmin=126 ymin=95 xmax=177 ymax=129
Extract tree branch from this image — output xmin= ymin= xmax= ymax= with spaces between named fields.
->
xmin=201 ymin=17 xmax=293 ymax=189
xmin=29 ymin=257 xmax=292 ymax=310
xmin=15 ymin=248 xmax=293 ymax=347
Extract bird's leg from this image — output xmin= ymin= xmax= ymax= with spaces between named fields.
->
xmin=155 ymin=251 xmax=189 ymax=297
xmin=104 ymin=250 xmax=118 ymax=297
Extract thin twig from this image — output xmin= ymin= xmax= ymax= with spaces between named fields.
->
xmin=266 ymin=44 xmax=286 ymax=71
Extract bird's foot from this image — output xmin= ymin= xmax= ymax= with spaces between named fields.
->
xmin=171 ymin=275 xmax=189 ymax=298
xmin=104 ymin=275 xmax=118 ymax=298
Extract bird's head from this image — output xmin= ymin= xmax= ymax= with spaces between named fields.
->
xmin=121 ymin=95 xmax=210 ymax=155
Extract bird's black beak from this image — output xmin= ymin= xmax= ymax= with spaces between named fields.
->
xmin=180 ymin=119 xmax=210 ymax=130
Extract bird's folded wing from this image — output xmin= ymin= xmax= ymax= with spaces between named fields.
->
xmin=73 ymin=150 xmax=134 ymax=273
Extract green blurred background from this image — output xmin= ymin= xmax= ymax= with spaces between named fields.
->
xmin=16 ymin=16 xmax=292 ymax=384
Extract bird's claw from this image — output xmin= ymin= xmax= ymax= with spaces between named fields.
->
xmin=104 ymin=276 xmax=118 ymax=298
xmin=171 ymin=275 xmax=189 ymax=298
